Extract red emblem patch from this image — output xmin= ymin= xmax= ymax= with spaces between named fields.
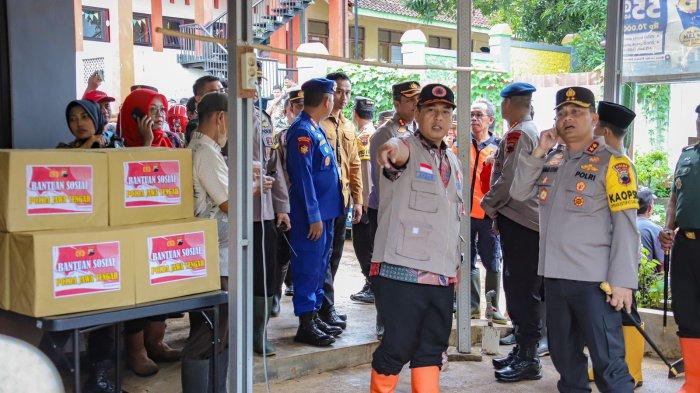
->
xmin=432 ymin=85 xmax=447 ymax=97
xmin=505 ymin=131 xmax=522 ymax=153
xmin=297 ymin=136 xmax=311 ymax=155
xmin=587 ymin=141 xmax=599 ymax=153
xmin=614 ymin=163 xmax=631 ymax=185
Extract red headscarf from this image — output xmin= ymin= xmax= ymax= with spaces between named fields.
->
xmin=167 ymin=104 xmax=189 ymax=133
xmin=119 ymin=88 xmax=172 ymax=147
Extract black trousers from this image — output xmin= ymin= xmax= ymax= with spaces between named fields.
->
xmin=352 ymin=207 xmax=376 ymax=278
xmin=182 ymin=278 xmax=228 ymax=360
xmin=545 ymin=279 xmax=634 ymax=393
xmin=274 ymin=226 xmax=292 ymax=297
xmin=321 ymin=207 xmax=349 ymax=312
xmin=253 ymin=220 xmax=278 ymax=297
xmin=497 ymin=214 xmax=543 ymax=349
xmin=371 ymin=276 xmax=453 ymax=375
xmin=671 ymin=230 xmax=700 ymax=338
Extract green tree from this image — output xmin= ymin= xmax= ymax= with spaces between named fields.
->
xmin=404 ymin=0 xmax=606 ymax=72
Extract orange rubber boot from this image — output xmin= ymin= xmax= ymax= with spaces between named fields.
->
xmin=411 ymin=366 xmax=440 ymax=393
xmin=370 ymin=369 xmax=399 ymax=393
xmin=679 ymin=338 xmax=700 ymax=393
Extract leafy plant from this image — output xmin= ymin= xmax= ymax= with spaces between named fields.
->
xmin=635 ymin=150 xmax=672 ymax=197
xmin=636 ymin=248 xmax=665 ymax=310
xmin=637 ymin=84 xmax=670 ymax=147
xmin=404 ymin=0 xmax=607 ymax=72
xmin=328 ymin=65 xmax=421 ymax=121
xmin=651 ymin=203 xmax=667 ymax=228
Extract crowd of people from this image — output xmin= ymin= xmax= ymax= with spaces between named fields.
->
xmin=46 ymin=61 xmax=700 ymax=393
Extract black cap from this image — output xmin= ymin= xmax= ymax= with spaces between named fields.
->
xmin=695 ymin=104 xmax=700 ymax=113
xmin=637 ymin=186 xmax=656 ymax=212
xmin=555 ymin=87 xmax=596 ymax=109
xmin=597 ymin=101 xmax=636 ymax=129
xmin=418 ymin=84 xmax=456 ymax=109
xmin=354 ymin=97 xmax=375 ymax=113
xmin=392 ymin=81 xmax=421 ymax=98
xmin=288 ymin=87 xmax=303 ymax=102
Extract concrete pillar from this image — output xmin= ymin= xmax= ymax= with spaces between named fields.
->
xmin=118 ymin=0 xmax=135 ymax=100
xmin=328 ymin=0 xmax=344 ymax=57
xmin=488 ymin=23 xmax=512 ymax=72
xmin=401 ymin=29 xmax=427 ymax=79
xmin=296 ymin=42 xmax=329 ymax=85
xmin=151 ymin=0 xmax=164 ymax=52
xmin=6 ymin=0 xmax=77 ymax=148
xmin=73 ymin=0 xmax=83 ymax=52
xmin=269 ymin=28 xmax=287 ymax=64
xmin=194 ymin=0 xmax=213 ymax=25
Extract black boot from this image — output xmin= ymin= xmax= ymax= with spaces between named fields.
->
xmin=492 ymin=345 xmax=519 ymax=369
xmin=319 ymin=307 xmax=347 ymax=329
xmin=495 ymin=346 xmax=542 ymax=382
xmin=313 ymin=314 xmax=343 ymax=337
xmin=294 ymin=313 xmax=335 ymax=347
xmin=85 ymin=360 xmax=116 ymax=393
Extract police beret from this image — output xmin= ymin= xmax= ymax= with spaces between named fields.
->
xmin=392 ymin=81 xmax=421 ymax=98
xmin=500 ymin=82 xmax=536 ymax=98
xmin=301 ymin=78 xmax=336 ymax=95
xmin=696 ymin=104 xmax=700 ymax=113
xmin=354 ymin=97 xmax=375 ymax=113
xmin=288 ymin=87 xmax=303 ymax=102
xmin=418 ymin=83 xmax=456 ymax=109
xmin=555 ymin=86 xmax=595 ymax=109
xmin=597 ymin=101 xmax=636 ymax=130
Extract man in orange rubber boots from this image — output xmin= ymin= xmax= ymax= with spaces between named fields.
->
xmin=369 ymin=84 xmax=463 ymax=393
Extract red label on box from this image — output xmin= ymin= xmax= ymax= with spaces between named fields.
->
xmin=148 ymin=231 xmax=207 ymax=285
xmin=26 ymin=165 xmax=94 ymax=215
xmin=52 ymin=241 xmax=121 ymax=298
xmin=123 ymin=160 xmax=181 ymax=208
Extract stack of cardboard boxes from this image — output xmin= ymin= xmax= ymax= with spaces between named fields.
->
xmin=0 ymin=148 xmax=221 ymax=317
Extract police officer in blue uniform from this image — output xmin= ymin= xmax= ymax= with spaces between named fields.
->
xmin=285 ymin=78 xmax=345 ymax=346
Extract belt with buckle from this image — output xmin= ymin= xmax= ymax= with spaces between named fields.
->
xmin=682 ymin=229 xmax=698 ymax=240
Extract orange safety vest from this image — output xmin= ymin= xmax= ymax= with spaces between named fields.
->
xmin=469 ymin=134 xmax=499 ymax=219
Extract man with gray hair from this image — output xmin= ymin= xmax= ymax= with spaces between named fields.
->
xmin=468 ymin=99 xmax=505 ymax=324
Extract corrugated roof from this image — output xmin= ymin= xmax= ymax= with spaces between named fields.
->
xmin=357 ymin=0 xmax=491 ymax=28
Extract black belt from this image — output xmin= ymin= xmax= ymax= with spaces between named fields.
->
xmin=679 ymin=228 xmax=700 ymax=240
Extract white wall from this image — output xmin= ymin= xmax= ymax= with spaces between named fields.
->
xmin=77 ymin=0 xmax=216 ymax=105
xmin=667 ymin=82 xmax=700 ymax=166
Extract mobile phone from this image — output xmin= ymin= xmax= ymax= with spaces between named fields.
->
xmin=131 ymin=107 xmax=145 ymax=122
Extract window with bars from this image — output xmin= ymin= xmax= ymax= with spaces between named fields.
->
xmin=82 ymin=6 xmax=110 ymax=42
xmin=163 ymin=17 xmax=195 ymax=49
xmin=428 ymin=35 xmax=452 ymax=50
xmin=308 ymin=20 xmax=329 ymax=49
xmin=378 ymin=29 xmax=403 ymax=64
xmin=133 ymin=13 xmax=151 ymax=46
xmin=349 ymin=26 xmax=365 ymax=59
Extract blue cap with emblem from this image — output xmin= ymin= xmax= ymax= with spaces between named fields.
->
xmin=301 ymin=78 xmax=336 ymax=95
xmin=500 ymin=82 xmax=537 ymax=98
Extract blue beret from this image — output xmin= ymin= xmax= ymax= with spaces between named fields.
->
xmin=500 ymin=82 xmax=536 ymax=98
xmin=301 ymin=78 xmax=336 ymax=95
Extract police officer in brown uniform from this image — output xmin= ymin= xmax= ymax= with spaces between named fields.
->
xmin=369 ymin=84 xmax=462 ymax=392
xmin=511 ymin=87 xmax=638 ymax=392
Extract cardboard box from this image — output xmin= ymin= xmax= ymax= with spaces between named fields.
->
xmin=0 ymin=149 xmax=108 ymax=232
xmin=8 ymin=227 xmax=134 ymax=317
xmin=88 ymin=148 xmax=194 ymax=226
xmin=0 ymin=233 xmax=8 ymax=310
xmin=130 ymin=218 xmax=220 ymax=304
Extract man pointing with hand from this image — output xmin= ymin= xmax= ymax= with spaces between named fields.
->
xmin=510 ymin=87 xmax=639 ymax=392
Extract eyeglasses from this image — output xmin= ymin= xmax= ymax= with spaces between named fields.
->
xmin=149 ymin=107 xmax=166 ymax=115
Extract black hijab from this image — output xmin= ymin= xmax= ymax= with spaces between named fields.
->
xmin=65 ymin=99 xmax=106 ymax=135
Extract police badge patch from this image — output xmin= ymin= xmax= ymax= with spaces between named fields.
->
xmin=297 ymin=136 xmax=311 ymax=155
xmin=614 ymin=162 xmax=631 ymax=185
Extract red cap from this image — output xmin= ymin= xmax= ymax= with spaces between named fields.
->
xmin=83 ymin=90 xmax=116 ymax=104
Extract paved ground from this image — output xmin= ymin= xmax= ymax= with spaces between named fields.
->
xmin=122 ymin=240 xmax=686 ymax=393
xmin=256 ymin=354 xmax=684 ymax=393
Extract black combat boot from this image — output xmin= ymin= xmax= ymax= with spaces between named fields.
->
xmin=495 ymin=345 xmax=542 ymax=382
xmin=294 ymin=313 xmax=335 ymax=347
xmin=319 ymin=307 xmax=347 ymax=329
xmin=492 ymin=345 xmax=519 ymax=369
xmin=313 ymin=313 xmax=343 ymax=337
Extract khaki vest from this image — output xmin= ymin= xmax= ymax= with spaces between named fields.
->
xmin=372 ymin=135 xmax=463 ymax=277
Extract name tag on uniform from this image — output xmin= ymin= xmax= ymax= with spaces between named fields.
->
xmin=416 ymin=162 xmax=436 ymax=181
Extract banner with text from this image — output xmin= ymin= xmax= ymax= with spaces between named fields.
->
xmin=53 ymin=241 xmax=122 ymax=298
xmin=26 ymin=165 xmax=94 ymax=215
xmin=123 ymin=160 xmax=181 ymax=208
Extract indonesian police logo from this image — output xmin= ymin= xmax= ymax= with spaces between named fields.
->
xmin=614 ymin=163 xmax=631 ymax=185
